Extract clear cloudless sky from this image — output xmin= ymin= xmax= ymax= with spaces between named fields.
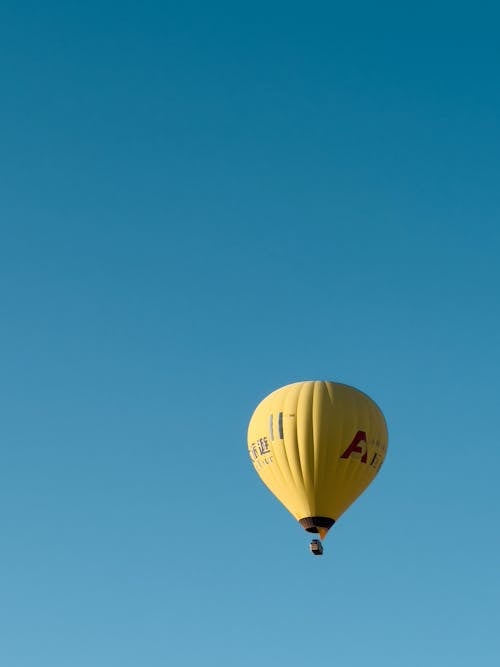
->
xmin=1 ymin=2 xmax=499 ymax=666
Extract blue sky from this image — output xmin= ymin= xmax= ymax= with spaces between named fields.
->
xmin=1 ymin=2 xmax=499 ymax=666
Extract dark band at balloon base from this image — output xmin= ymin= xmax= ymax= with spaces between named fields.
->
xmin=299 ymin=516 xmax=335 ymax=533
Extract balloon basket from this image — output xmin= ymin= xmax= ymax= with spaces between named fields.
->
xmin=309 ymin=539 xmax=324 ymax=556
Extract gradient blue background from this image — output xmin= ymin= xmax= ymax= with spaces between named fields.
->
xmin=1 ymin=2 xmax=499 ymax=665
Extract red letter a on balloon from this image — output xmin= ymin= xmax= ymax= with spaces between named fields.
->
xmin=340 ymin=430 xmax=368 ymax=463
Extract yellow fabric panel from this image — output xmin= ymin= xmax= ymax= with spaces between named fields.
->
xmin=247 ymin=381 xmax=388 ymax=524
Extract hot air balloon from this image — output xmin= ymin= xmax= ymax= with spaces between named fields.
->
xmin=247 ymin=380 xmax=388 ymax=555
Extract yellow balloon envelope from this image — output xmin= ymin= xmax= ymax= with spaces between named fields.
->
xmin=247 ymin=381 xmax=388 ymax=541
